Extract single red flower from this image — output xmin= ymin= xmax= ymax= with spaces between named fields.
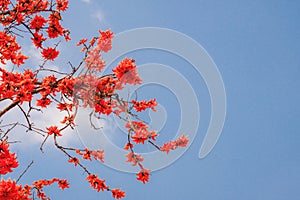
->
xmin=58 ymin=179 xmax=70 ymax=190
xmin=136 ymin=169 xmax=151 ymax=184
xmin=30 ymin=15 xmax=47 ymax=31
xmin=42 ymin=47 xmax=59 ymax=60
xmin=36 ymin=97 xmax=52 ymax=108
xmin=68 ymin=157 xmax=79 ymax=166
xmin=111 ymin=188 xmax=126 ymax=199
xmin=56 ymin=0 xmax=68 ymax=11
xmin=46 ymin=126 xmax=62 ymax=136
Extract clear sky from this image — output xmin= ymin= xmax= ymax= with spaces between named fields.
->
xmin=6 ymin=0 xmax=300 ymax=199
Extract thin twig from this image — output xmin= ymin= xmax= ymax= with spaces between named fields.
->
xmin=16 ymin=160 xmax=34 ymax=183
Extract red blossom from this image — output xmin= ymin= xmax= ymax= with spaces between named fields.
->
xmin=31 ymin=32 xmax=46 ymax=48
xmin=46 ymin=126 xmax=62 ymax=136
xmin=0 ymin=141 xmax=19 ymax=175
xmin=91 ymin=150 xmax=104 ymax=163
xmin=86 ymin=174 xmax=108 ymax=192
xmin=57 ymin=179 xmax=70 ymax=190
xmin=36 ymin=97 xmax=52 ymax=108
xmin=111 ymin=188 xmax=126 ymax=199
xmin=160 ymin=135 xmax=189 ymax=154
xmin=42 ymin=47 xmax=59 ymax=60
xmin=112 ymin=58 xmax=142 ymax=86
xmin=97 ymin=29 xmax=113 ymax=52
xmin=30 ymin=15 xmax=47 ymax=31
xmin=56 ymin=0 xmax=68 ymax=11
xmin=136 ymin=169 xmax=151 ymax=184
xmin=132 ymin=98 xmax=158 ymax=112
xmin=76 ymin=38 xmax=88 ymax=46
xmin=0 ymin=179 xmax=30 ymax=200
xmin=123 ymin=142 xmax=133 ymax=150
xmin=126 ymin=152 xmax=144 ymax=166
xmin=68 ymin=157 xmax=79 ymax=166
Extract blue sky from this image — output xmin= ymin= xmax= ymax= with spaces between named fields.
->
xmin=4 ymin=0 xmax=300 ymax=199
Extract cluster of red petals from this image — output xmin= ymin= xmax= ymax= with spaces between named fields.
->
xmin=0 ymin=179 xmax=31 ymax=200
xmin=30 ymin=15 xmax=47 ymax=31
xmin=90 ymin=150 xmax=104 ymax=163
xmin=123 ymin=142 xmax=134 ymax=150
xmin=68 ymin=157 xmax=79 ymax=166
xmin=160 ymin=135 xmax=189 ymax=154
xmin=112 ymin=58 xmax=142 ymax=86
xmin=57 ymin=102 xmax=73 ymax=111
xmin=131 ymin=98 xmax=158 ymax=112
xmin=111 ymin=188 xmax=126 ymax=199
xmin=75 ymin=148 xmax=104 ymax=163
xmin=76 ymin=148 xmax=92 ymax=161
xmin=125 ymin=151 xmax=144 ymax=166
xmin=84 ymin=48 xmax=105 ymax=71
xmin=42 ymin=47 xmax=59 ymax=61
xmin=0 ymin=68 xmax=37 ymax=103
xmin=136 ymin=169 xmax=151 ymax=184
xmin=73 ymin=75 xmax=117 ymax=115
xmin=0 ymin=0 xmax=70 ymax=63
xmin=126 ymin=121 xmax=158 ymax=144
xmin=86 ymin=174 xmax=108 ymax=192
xmin=86 ymin=175 xmax=125 ymax=199
xmin=0 ymin=141 xmax=18 ymax=175
xmin=36 ymin=97 xmax=52 ymax=108
xmin=60 ymin=114 xmax=75 ymax=126
xmin=97 ymin=29 xmax=113 ymax=52
xmin=33 ymin=178 xmax=69 ymax=199
xmin=46 ymin=126 xmax=62 ymax=136
xmin=0 ymin=32 xmax=28 ymax=66
xmin=56 ymin=0 xmax=69 ymax=11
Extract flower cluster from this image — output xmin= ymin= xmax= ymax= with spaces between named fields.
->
xmin=0 ymin=179 xmax=31 ymax=200
xmin=0 ymin=176 xmax=69 ymax=200
xmin=0 ymin=0 xmax=70 ymax=64
xmin=160 ymin=135 xmax=189 ymax=154
xmin=32 ymin=178 xmax=70 ymax=199
xmin=132 ymin=98 xmax=158 ymax=112
xmin=0 ymin=0 xmax=190 ymax=199
xmin=0 ymin=141 xmax=18 ymax=175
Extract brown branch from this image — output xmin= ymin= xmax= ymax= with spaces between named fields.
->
xmin=0 ymin=101 xmax=19 ymax=118
xmin=16 ymin=160 xmax=34 ymax=183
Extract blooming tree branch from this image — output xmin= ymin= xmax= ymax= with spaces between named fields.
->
xmin=0 ymin=0 xmax=189 ymax=199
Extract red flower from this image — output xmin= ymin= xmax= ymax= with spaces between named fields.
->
xmin=125 ymin=152 xmax=144 ymax=166
xmin=132 ymin=99 xmax=158 ymax=112
xmin=31 ymin=32 xmax=46 ymax=48
xmin=68 ymin=157 xmax=79 ymax=166
xmin=111 ymin=188 xmax=125 ymax=199
xmin=160 ymin=135 xmax=189 ymax=154
xmin=97 ymin=29 xmax=113 ymax=52
xmin=58 ymin=179 xmax=70 ymax=190
xmin=36 ymin=97 xmax=52 ymax=108
xmin=123 ymin=142 xmax=133 ymax=150
xmin=0 ymin=141 xmax=19 ymax=175
xmin=91 ymin=150 xmax=104 ymax=163
xmin=136 ymin=169 xmax=151 ymax=184
xmin=0 ymin=179 xmax=30 ymax=200
xmin=46 ymin=126 xmax=62 ymax=136
xmin=112 ymin=58 xmax=142 ymax=85
xmin=86 ymin=174 xmax=108 ymax=192
xmin=56 ymin=0 xmax=69 ymax=11
xmin=42 ymin=47 xmax=59 ymax=60
xmin=30 ymin=15 xmax=47 ymax=31
xmin=76 ymin=38 xmax=88 ymax=46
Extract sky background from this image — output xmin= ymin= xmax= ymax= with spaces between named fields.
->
xmin=3 ymin=0 xmax=300 ymax=199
